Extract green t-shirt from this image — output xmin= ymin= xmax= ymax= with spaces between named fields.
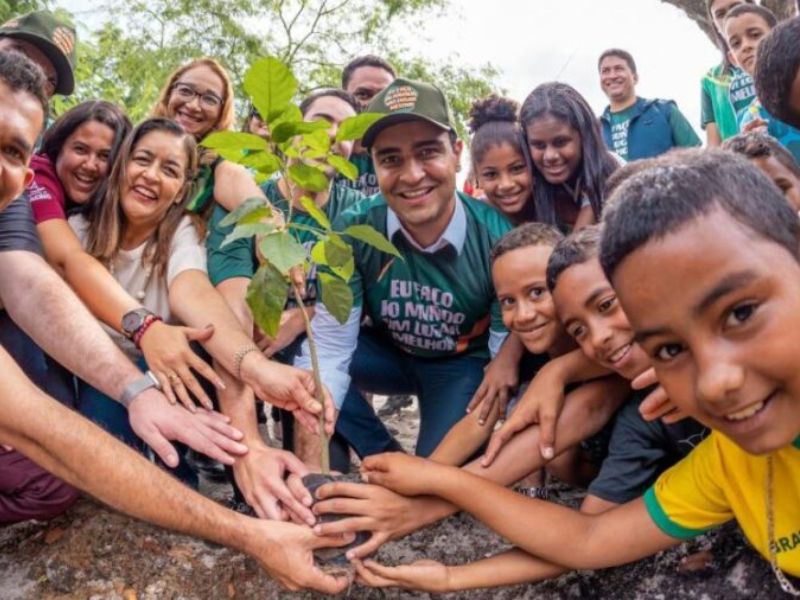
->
xmin=700 ymin=64 xmax=755 ymax=140
xmin=608 ymin=107 xmax=635 ymax=160
xmin=335 ymin=151 xmax=380 ymax=197
xmin=206 ymin=179 xmax=364 ymax=286
xmin=332 ymin=192 xmax=513 ymax=359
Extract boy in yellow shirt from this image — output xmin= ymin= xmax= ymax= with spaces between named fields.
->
xmin=355 ymin=148 xmax=800 ymax=593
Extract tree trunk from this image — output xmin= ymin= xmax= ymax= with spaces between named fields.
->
xmin=659 ymin=0 xmax=797 ymax=46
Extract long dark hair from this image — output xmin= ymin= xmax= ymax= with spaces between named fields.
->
xmin=40 ymin=100 xmax=131 ymax=211
xmin=519 ymin=82 xmax=617 ymax=225
xmin=84 ymin=118 xmax=198 ymax=278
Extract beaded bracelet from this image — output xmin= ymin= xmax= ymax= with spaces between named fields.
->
xmin=132 ymin=315 xmax=163 ymax=349
xmin=233 ymin=344 xmax=260 ymax=380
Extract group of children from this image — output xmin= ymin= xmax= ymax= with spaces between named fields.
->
xmin=1 ymin=0 xmax=800 ymax=595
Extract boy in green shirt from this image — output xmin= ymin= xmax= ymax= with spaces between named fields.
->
xmin=355 ymin=149 xmax=800 ymax=593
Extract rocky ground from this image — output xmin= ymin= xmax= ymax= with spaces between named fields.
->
xmin=0 ymin=398 xmax=792 ymax=599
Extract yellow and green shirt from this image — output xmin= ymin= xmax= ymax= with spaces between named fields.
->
xmin=644 ymin=433 xmax=800 ymax=576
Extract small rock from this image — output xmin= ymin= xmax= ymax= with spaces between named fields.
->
xmin=43 ymin=527 xmax=65 ymax=545
xmin=122 ymin=588 xmax=137 ymax=600
xmin=677 ymin=550 xmax=714 ymax=573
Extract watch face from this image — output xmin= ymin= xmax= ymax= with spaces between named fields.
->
xmin=122 ymin=309 xmax=148 ymax=335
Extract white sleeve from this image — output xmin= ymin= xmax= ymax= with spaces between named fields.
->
xmin=167 ymin=217 xmax=207 ymax=286
xmin=294 ymin=302 xmax=361 ymax=409
xmin=488 ymin=329 xmax=508 ymax=359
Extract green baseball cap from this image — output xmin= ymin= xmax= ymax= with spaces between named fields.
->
xmin=362 ymin=77 xmax=454 ymax=148
xmin=0 ymin=10 xmax=76 ymax=95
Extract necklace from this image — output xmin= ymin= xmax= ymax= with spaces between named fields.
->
xmin=109 ymin=256 xmax=155 ymax=302
xmin=766 ymin=455 xmax=800 ymax=596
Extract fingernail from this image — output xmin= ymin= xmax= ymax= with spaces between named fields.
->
xmin=313 ymin=525 xmax=322 ymax=534
xmin=217 ymin=379 xmax=226 ymax=390
xmin=303 ymin=496 xmax=312 ymax=506
xmin=542 ymin=447 xmax=554 ymax=460
xmin=479 ymin=419 xmax=485 ymax=426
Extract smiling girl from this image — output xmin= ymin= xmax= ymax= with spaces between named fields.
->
xmin=468 ymin=95 xmax=534 ymax=224
xmin=520 ymin=82 xmax=618 ymax=232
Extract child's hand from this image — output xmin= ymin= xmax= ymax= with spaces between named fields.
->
xmin=632 ymin=368 xmax=686 ymax=424
xmin=482 ymin=367 xmax=564 ymax=466
xmin=742 ymin=117 xmax=768 ymax=133
xmin=361 ymin=452 xmax=444 ymax=497
xmin=354 ymin=558 xmax=451 ymax=592
xmin=466 ymin=352 xmax=520 ymax=424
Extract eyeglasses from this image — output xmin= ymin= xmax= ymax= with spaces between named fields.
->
xmin=171 ymin=82 xmax=223 ymax=110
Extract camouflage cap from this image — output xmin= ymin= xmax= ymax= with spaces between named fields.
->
xmin=0 ymin=10 xmax=76 ymax=95
xmin=362 ymin=77 xmax=454 ymax=148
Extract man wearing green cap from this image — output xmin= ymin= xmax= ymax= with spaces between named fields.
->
xmin=295 ymin=78 xmax=521 ymax=466
xmin=0 ymin=10 xmax=76 ymax=97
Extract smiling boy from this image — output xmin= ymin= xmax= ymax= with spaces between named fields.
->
xmin=358 ymin=149 xmax=800 ymax=593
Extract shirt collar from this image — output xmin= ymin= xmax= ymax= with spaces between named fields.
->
xmin=386 ymin=194 xmax=466 ymax=255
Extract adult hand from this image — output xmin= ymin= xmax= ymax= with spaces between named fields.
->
xmin=466 ymin=353 xmax=519 ymax=425
xmin=245 ymin=519 xmax=354 ymax=593
xmin=311 ymin=479 xmax=431 ymax=559
xmin=355 ymin=558 xmax=451 ymax=592
xmin=139 ymin=321 xmax=225 ymax=412
xmin=232 ymin=444 xmax=315 ymax=524
xmin=361 ymin=453 xmax=445 ymax=498
xmin=482 ymin=368 xmax=564 ymax=467
xmin=255 ymin=307 xmax=308 ymax=359
xmin=742 ymin=117 xmax=769 ymax=133
xmin=240 ymin=357 xmax=335 ymax=436
xmin=127 ymin=390 xmax=247 ymax=467
xmin=632 ymin=368 xmax=686 ymax=424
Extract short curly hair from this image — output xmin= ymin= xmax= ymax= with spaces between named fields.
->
xmin=754 ymin=16 xmax=800 ymax=129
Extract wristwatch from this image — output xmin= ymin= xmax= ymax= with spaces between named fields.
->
xmin=119 ymin=371 xmax=161 ymax=408
xmin=121 ymin=308 xmax=155 ymax=338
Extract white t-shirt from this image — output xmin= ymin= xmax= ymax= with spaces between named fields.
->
xmin=69 ymin=214 xmax=207 ymax=360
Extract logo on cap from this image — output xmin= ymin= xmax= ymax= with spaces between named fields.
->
xmin=51 ymin=26 xmax=74 ymax=56
xmin=384 ymin=85 xmax=418 ymax=112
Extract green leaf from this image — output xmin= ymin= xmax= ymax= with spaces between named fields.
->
xmin=201 ymin=131 xmax=268 ymax=152
xmin=271 ymin=119 xmax=330 ymax=144
xmin=300 ymin=129 xmax=332 ymax=154
xmin=327 ymin=155 xmax=358 ymax=181
xmin=299 ymin=195 xmax=331 ymax=230
xmin=221 ymin=223 xmax=272 ymax=247
xmin=240 ymin=206 xmax=274 ymax=225
xmin=259 ymin=230 xmax=308 ymax=275
xmin=288 ymin=163 xmax=329 ymax=193
xmin=310 ymin=240 xmax=328 ymax=266
xmin=239 ymin=150 xmax=281 ymax=175
xmin=319 ymin=272 xmax=353 ymax=325
xmin=288 ymin=222 xmax=325 ymax=238
xmin=343 ymin=224 xmax=402 ymax=257
xmin=218 ymin=197 xmax=269 ymax=228
xmin=246 ymin=262 xmax=287 ymax=338
xmin=270 ymin=104 xmax=302 ymax=129
xmin=244 ymin=57 xmax=297 ymax=123
xmin=335 ymin=112 xmax=383 ymax=142
xmin=324 ymin=233 xmax=352 ymax=268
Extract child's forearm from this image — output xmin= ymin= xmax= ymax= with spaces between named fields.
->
xmin=543 ymin=348 xmax=612 ymax=387
xmin=447 ymin=548 xmax=567 ymax=591
xmin=430 ymin=403 xmax=499 ymax=465
xmin=429 ymin=465 xmax=674 ymax=570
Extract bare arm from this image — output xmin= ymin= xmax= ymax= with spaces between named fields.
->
xmin=37 ymin=218 xmax=223 ymax=406
xmin=430 ymin=398 xmax=501 ymax=465
xmin=169 ymin=269 xmax=333 ymax=433
xmin=0 ymin=345 xmax=349 ymax=594
xmin=0 ymin=250 xmax=247 ymax=465
xmin=213 ymin=160 xmax=267 ymax=212
xmin=705 ymin=123 xmax=722 ymax=147
xmin=364 ymin=454 xmax=677 ymax=570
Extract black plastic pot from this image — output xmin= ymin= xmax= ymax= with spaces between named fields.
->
xmin=303 ymin=473 xmax=370 ymax=566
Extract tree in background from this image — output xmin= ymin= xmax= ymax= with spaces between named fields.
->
xmin=46 ymin=0 xmax=498 ymax=138
xmin=661 ymin=0 xmax=796 ymax=41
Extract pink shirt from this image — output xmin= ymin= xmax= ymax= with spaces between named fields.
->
xmin=28 ymin=154 xmax=67 ymax=224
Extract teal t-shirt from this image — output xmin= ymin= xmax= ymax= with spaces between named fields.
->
xmin=331 ymin=192 xmax=513 ymax=359
xmin=206 ymin=179 xmax=364 ymax=286
xmin=335 ymin=152 xmax=380 ymax=197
